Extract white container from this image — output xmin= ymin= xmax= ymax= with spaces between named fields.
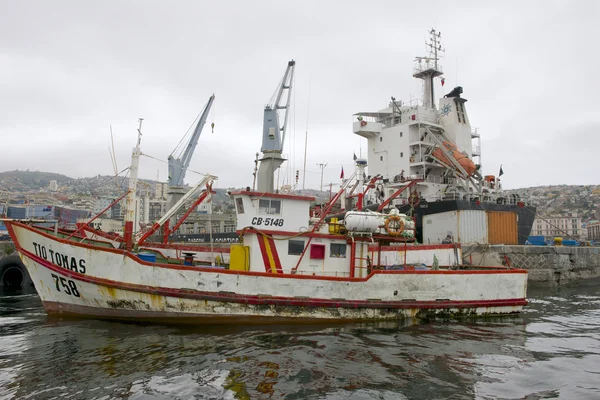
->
xmin=422 ymin=210 xmax=488 ymax=244
xmin=344 ymin=211 xmax=385 ymax=233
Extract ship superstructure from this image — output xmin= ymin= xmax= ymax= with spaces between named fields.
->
xmin=354 ymin=29 xmax=490 ymax=204
xmin=352 ymin=29 xmax=535 ymax=244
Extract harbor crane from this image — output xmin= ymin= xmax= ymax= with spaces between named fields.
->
xmin=168 ymin=94 xmax=215 ymax=188
xmin=256 ymin=60 xmax=295 ymax=193
xmin=165 ymin=94 xmax=215 ymax=238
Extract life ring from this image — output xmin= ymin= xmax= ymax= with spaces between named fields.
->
xmin=409 ymin=156 xmax=415 ymax=163
xmin=385 ymin=215 xmax=405 ymax=236
xmin=360 ymin=120 xmax=367 ymax=127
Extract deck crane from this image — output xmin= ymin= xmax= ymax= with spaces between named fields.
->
xmin=256 ymin=60 xmax=295 ymax=193
xmin=165 ymin=94 xmax=215 ymax=238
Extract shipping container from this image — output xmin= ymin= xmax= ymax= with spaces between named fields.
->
xmin=487 ymin=211 xmax=518 ymax=245
xmin=7 ymin=206 xmax=26 ymax=219
xmin=526 ymin=235 xmax=547 ymax=246
xmin=422 ymin=210 xmax=488 ymax=244
xmin=457 ymin=210 xmax=488 ymax=243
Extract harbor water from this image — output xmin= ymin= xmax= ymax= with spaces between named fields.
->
xmin=1 ymin=280 xmax=599 ymax=400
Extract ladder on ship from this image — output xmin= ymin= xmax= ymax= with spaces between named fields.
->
xmin=349 ymin=237 xmax=373 ymax=278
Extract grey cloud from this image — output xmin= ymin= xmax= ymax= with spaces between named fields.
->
xmin=1 ymin=0 xmax=597 ymax=190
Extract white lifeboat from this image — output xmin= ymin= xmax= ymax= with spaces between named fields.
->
xmin=343 ymin=211 xmax=385 ymax=233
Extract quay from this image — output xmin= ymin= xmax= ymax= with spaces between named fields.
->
xmin=465 ymin=244 xmax=600 ymax=285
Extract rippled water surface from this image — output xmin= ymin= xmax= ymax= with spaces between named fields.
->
xmin=1 ymin=280 xmax=599 ymax=400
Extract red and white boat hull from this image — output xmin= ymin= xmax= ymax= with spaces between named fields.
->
xmin=8 ymin=221 xmax=528 ymax=323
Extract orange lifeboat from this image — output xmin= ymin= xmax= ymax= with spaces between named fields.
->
xmin=431 ymin=142 xmax=476 ymax=177
xmin=484 ymin=175 xmax=496 ymax=189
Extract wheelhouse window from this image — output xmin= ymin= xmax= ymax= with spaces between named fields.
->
xmin=258 ymin=199 xmax=281 ymax=215
xmin=330 ymin=243 xmax=347 ymax=258
xmin=235 ymin=198 xmax=244 ymax=214
xmin=288 ymin=240 xmax=304 ymax=255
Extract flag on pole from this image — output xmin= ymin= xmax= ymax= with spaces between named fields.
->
xmin=340 ymin=166 xmax=345 ymax=179
xmin=353 ymin=152 xmax=357 ymax=161
xmin=499 ymin=165 xmax=504 ymax=177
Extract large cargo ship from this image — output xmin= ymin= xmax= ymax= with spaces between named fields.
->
xmin=351 ymin=29 xmax=535 ymax=245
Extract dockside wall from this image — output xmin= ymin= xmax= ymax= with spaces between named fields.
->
xmin=464 ymin=244 xmax=600 ymax=286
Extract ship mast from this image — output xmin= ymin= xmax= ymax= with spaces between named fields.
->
xmin=123 ymin=118 xmax=143 ymax=250
xmin=413 ymin=28 xmax=444 ymax=109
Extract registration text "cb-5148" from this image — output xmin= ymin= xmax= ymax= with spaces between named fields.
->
xmin=251 ymin=217 xmax=284 ymax=227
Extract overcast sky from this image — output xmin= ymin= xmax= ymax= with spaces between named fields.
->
xmin=1 ymin=0 xmax=597 ymax=191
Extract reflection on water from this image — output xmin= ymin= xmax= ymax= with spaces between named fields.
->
xmin=0 ymin=281 xmax=599 ymax=399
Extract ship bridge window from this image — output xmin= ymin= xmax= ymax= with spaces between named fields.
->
xmin=400 ymin=132 xmax=403 ymax=137
xmin=235 ymin=198 xmax=244 ymax=214
xmin=330 ymin=243 xmax=347 ymax=258
xmin=259 ymin=199 xmax=281 ymax=215
xmin=380 ymin=137 xmax=383 ymax=142
xmin=288 ymin=240 xmax=305 ymax=255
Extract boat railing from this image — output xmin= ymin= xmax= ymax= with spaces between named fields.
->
xmin=293 ymin=270 xmax=351 ymax=278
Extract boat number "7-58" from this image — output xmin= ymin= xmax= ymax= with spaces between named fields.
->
xmin=51 ymin=273 xmax=81 ymax=297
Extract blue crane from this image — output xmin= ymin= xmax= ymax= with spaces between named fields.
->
xmin=168 ymin=94 xmax=215 ymax=187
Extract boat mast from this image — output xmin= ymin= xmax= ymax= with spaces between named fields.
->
xmin=413 ymin=28 xmax=444 ymax=109
xmin=123 ymin=118 xmax=143 ymax=250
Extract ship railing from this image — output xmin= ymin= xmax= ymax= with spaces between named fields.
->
xmin=413 ymin=60 xmax=443 ymax=75
xmin=293 ymin=270 xmax=351 ymax=277
xmin=393 ymin=173 xmax=455 ymax=185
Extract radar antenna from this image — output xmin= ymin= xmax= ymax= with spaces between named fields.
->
xmin=413 ymin=28 xmax=444 ymax=109
xmin=426 ymin=28 xmax=445 ymax=71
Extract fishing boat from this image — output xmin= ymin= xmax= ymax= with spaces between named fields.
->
xmin=1 ymin=31 xmax=528 ymax=323
xmin=1 ymin=167 xmax=528 ymax=322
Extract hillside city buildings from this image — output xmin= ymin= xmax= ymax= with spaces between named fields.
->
xmin=1 ymin=172 xmax=599 ymax=243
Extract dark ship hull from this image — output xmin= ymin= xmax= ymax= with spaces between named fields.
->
xmin=397 ymin=200 xmax=536 ymax=245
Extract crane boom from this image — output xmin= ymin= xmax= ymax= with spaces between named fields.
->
xmin=261 ymin=60 xmax=295 ymax=153
xmin=257 ymin=60 xmax=295 ymax=193
xmin=168 ymin=94 xmax=215 ymax=187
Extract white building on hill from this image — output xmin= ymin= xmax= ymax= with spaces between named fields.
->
xmin=531 ymin=212 xmax=583 ymax=240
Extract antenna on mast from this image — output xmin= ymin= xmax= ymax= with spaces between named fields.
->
xmin=426 ymin=28 xmax=445 ymax=70
xmin=413 ymin=28 xmax=444 ymax=109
